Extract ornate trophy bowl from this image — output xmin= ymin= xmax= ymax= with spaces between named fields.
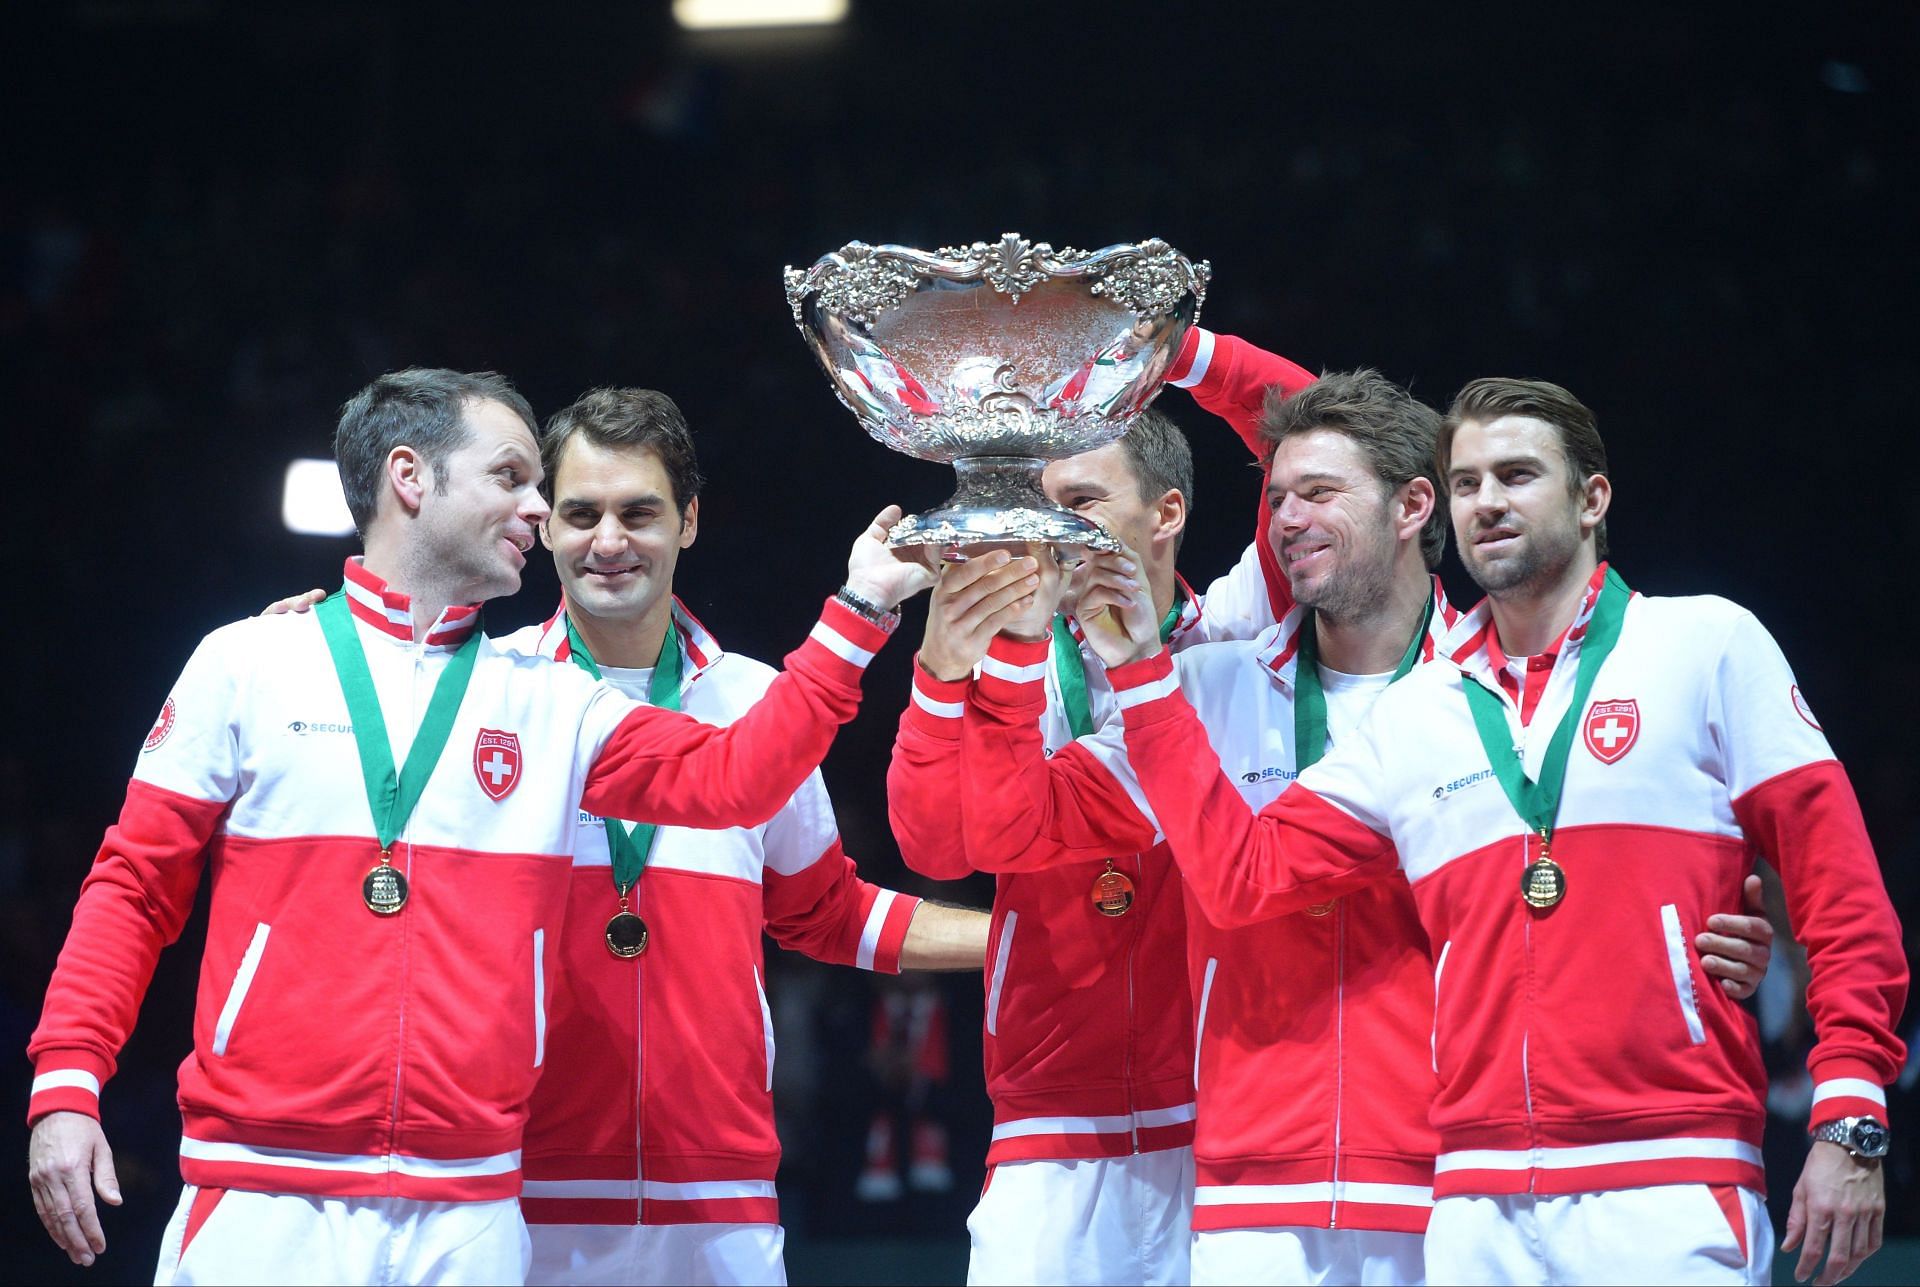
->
xmin=784 ymin=233 xmax=1210 ymax=553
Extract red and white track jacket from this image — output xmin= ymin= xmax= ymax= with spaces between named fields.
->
xmin=26 ymin=560 xmax=894 ymax=1203
xmin=886 ymin=330 xmax=1314 ymax=1168
xmin=889 ymin=599 xmax=1208 ymax=1165
xmin=499 ymin=601 xmax=920 ymax=1227
xmin=958 ymin=592 xmax=1455 ymax=1235
xmin=1107 ymin=568 xmax=1908 ymax=1199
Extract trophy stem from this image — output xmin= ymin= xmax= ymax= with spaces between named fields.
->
xmin=886 ymin=456 xmax=1121 ymax=553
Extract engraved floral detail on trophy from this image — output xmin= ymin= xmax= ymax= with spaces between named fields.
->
xmin=1089 ymin=238 xmax=1213 ymax=317
xmin=792 ymin=242 xmax=924 ymax=329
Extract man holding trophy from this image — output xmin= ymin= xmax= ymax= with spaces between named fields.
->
xmin=789 ymin=234 xmax=1780 ymax=1286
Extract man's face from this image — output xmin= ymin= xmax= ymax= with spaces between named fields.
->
xmin=541 ymin=438 xmax=696 ymax=624
xmin=1042 ymin=442 xmax=1167 ymax=561
xmin=414 ymin=398 xmax=547 ymax=602
xmin=1266 ymin=429 xmax=1403 ymax=622
xmin=1447 ymin=414 xmax=1589 ymax=596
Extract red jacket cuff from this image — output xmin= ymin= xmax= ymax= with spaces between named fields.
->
xmin=1167 ymin=326 xmax=1215 ymax=389
xmin=977 ymin=634 xmax=1052 ymax=707
xmin=27 ymin=1050 xmax=112 ymax=1126
xmin=801 ymin=596 xmax=892 ymax=681
xmin=1109 ymin=650 xmax=1183 ymax=725
xmin=902 ymin=663 xmax=969 ymax=738
xmin=1808 ymin=1056 xmax=1891 ymax=1126
xmin=864 ymin=890 xmax=921 ymax=975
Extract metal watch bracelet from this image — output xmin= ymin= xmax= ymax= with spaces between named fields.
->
xmin=835 ymin=585 xmax=901 ymax=634
xmin=1810 ymin=1115 xmax=1890 ymax=1159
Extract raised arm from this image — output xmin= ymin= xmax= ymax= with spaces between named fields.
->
xmin=583 ymin=508 xmax=934 ymax=828
xmin=958 ymin=633 xmax=1160 ymax=872
xmin=887 ymin=550 xmax=1054 ymax=881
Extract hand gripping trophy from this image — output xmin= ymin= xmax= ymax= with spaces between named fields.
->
xmin=784 ymin=233 xmax=1209 ymax=556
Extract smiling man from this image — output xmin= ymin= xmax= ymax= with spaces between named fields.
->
xmin=496 ymin=388 xmax=993 ymax=1287
xmin=1083 ymin=375 xmax=1906 ymax=1286
xmin=929 ymin=370 xmax=1776 ymax=1287
xmin=24 ymin=368 xmax=933 ymax=1285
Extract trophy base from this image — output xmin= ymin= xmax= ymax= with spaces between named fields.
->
xmin=885 ymin=457 xmax=1121 ymax=555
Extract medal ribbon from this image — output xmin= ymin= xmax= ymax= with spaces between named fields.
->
xmin=1292 ymin=593 xmax=1435 ymax=771
xmin=565 ymin=613 xmax=683 ymax=897
xmin=1461 ymin=568 xmax=1631 ymax=847
xmin=1052 ymin=596 xmax=1186 ymax=739
xmin=315 ymin=591 xmax=481 ymax=855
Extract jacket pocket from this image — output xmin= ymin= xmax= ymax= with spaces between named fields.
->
xmin=986 ymin=910 xmax=1017 ymax=1038
xmin=212 ymin=923 xmax=271 ymax=1057
xmin=1431 ymin=939 xmax=1451 ymax=1073
xmin=754 ymin=965 xmax=776 ymax=1092
xmin=533 ymin=928 xmax=548 ymax=1068
xmin=1659 ymin=905 xmax=1707 ymax=1045
xmin=1194 ymin=957 xmax=1219 ymax=1087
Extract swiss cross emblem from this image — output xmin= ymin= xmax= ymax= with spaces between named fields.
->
xmin=1583 ymin=698 xmax=1640 ymax=764
xmin=473 ymin=729 xmax=522 ymax=801
xmin=142 ymin=697 xmax=177 ymax=753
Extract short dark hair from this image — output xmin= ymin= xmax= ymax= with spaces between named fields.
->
xmin=1440 ymin=378 xmax=1609 ymax=558
xmin=334 ymin=369 xmax=537 ymax=535
xmin=1119 ymin=406 xmax=1194 ymax=550
xmin=541 ymin=388 xmax=704 ymax=516
xmin=1261 ymin=370 xmax=1446 ymax=568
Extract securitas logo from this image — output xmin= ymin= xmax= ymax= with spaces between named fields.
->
xmin=287 ymin=719 xmax=354 ymax=736
xmin=1432 ymin=769 xmax=1495 ymax=801
xmin=1239 ymin=766 xmax=1299 ymax=785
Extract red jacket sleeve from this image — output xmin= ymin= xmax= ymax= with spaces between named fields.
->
xmin=1108 ymin=649 xmax=1398 ymax=928
xmin=1711 ymin=610 xmax=1907 ymax=1125
xmin=763 ymin=843 xmax=920 ymax=975
xmin=582 ymin=597 xmax=891 ymax=829
xmin=959 ymin=635 xmax=1159 ymax=872
xmin=1165 ymin=327 xmax=1316 ymax=623
xmin=886 ymin=662 xmax=976 ymax=881
xmin=28 ymin=782 xmax=224 ymax=1123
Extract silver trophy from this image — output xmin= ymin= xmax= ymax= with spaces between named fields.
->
xmin=784 ymin=233 xmax=1209 ymax=554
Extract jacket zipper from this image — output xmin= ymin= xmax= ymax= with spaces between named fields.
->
xmin=1123 ymin=851 xmax=1141 ymax=1151
xmin=634 ymin=873 xmax=647 ymax=1211
xmin=1330 ymin=901 xmax=1347 ymax=1227
xmin=384 ymin=640 xmax=426 ymax=1180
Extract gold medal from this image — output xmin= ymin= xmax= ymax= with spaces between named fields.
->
xmin=1091 ymin=861 xmax=1135 ymax=917
xmin=1521 ymin=858 xmax=1565 ymax=909
xmin=606 ymin=909 xmax=650 ymax=958
xmin=363 ymin=853 xmax=408 ymax=916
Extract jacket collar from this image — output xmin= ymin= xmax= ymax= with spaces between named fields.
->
xmin=341 ymin=558 xmax=482 ymax=651
xmin=1445 ymin=561 xmax=1611 ymax=685
xmin=533 ymin=595 xmax=723 ymax=692
xmin=1256 ymin=575 xmax=1456 ymax=691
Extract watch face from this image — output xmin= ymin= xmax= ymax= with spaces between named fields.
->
xmin=1852 ymin=1120 xmax=1891 ymax=1158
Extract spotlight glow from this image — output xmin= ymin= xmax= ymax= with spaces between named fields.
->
xmin=672 ymin=0 xmax=847 ymax=30
xmin=282 ymin=459 xmax=356 ymax=536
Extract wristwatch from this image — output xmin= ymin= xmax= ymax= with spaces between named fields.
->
xmin=835 ymin=584 xmax=901 ymax=634
xmin=1810 ymin=1116 xmax=1890 ymax=1159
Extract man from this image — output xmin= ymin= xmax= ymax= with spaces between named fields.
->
xmin=1083 ymin=376 xmax=1904 ymax=1285
xmin=494 ymin=387 xmax=993 ymax=1286
xmin=932 ymin=369 xmax=1776 ymax=1286
xmin=25 ymin=369 xmax=948 ymax=1283
xmin=887 ymin=317 xmax=1324 ymax=1285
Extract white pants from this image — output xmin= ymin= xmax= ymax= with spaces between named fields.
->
xmin=154 ymin=1185 xmax=528 ymax=1286
xmin=526 ymin=1222 xmax=785 ymax=1286
xmin=966 ymin=1148 xmax=1193 ymax=1286
xmin=1424 ymin=1185 xmax=1772 ymax=1285
xmin=1191 ymin=1225 xmax=1426 ymax=1286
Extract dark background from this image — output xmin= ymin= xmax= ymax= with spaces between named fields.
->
xmin=4 ymin=1 xmax=1917 ymax=1281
